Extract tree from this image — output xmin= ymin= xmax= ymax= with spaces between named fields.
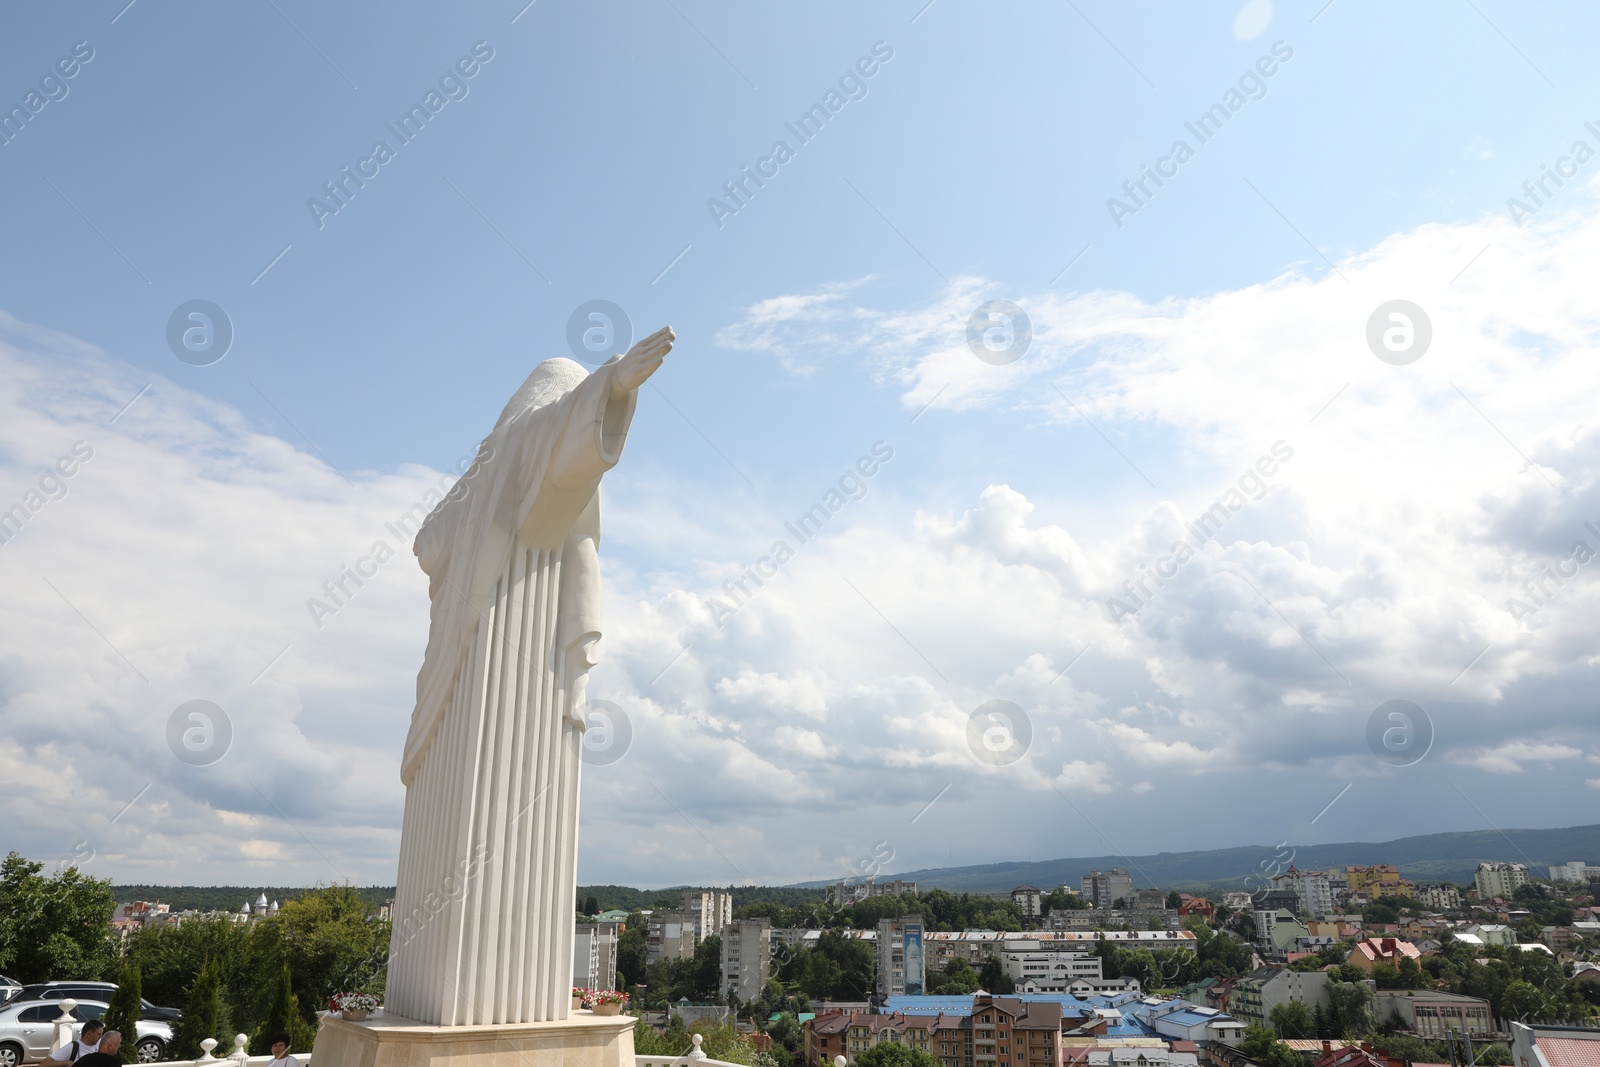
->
xmin=931 ymin=959 xmax=978 ymax=995
xmin=1240 ymin=1025 xmax=1301 ymax=1067
xmin=1499 ymin=979 xmax=1549 ymax=1023
xmin=0 ymin=853 xmax=115 ymax=983
xmin=1327 ymin=980 xmax=1374 ymax=1037
xmin=977 ymin=956 xmax=1014 ymax=994
xmin=617 ymin=915 xmax=648 ymax=990
xmin=247 ymin=885 xmax=388 ymax=1026
xmin=1270 ymin=1001 xmax=1314 ymax=1038
xmin=104 ymin=962 xmax=142 ymax=1064
xmin=1476 ymin=1044 xmax=1512 ymax=1066
xmin=171 ymin=957 xmax=228 ymax=1060
xmin=249 ymin=963 xmax=318 ymax=1055
xmin=857 ymin=1043 xmax=941 ymax=1067
xmin=1166 ymin=891 xmax=1183 ymax=909
xmin=583 ymin=896 xmax=600 ymax=917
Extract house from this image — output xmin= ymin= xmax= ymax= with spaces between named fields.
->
xmin=1462 ymin=924 xmax=1515 ymax=947
xmin=1346 ymin=938 xmax=1422 ymax=973
xmin=1177 ymin=895 xmax=1215 ymax=920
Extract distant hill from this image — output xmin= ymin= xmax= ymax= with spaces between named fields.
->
xmin=796 ymin=824 xmax=1600 ymax=894
xmin=110 ymin=885 xmax=395 ymax=912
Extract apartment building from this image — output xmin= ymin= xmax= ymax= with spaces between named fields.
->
xmin=829 ymin=880 xmax=919 ymax=906
xmin=1082 ymin=868 xmax=1135 ymax=909
xmin=1475 ymin=862 xmax=1530 ymax=900
xmin=1045 ymin=908 xmax=1179 ymax=931
xmin=1345 ymin=865 xmax=1416 ymax=901
xmin=962 ymin=996 xmax=1064 ymax=1067
xmin=877 ymin=916 xmax=927 ymax=998
xmin=647 ymin=909 xmax=699 ymax=964
xmin=1011 ymin=885 xmax=1043 ymax=920
xmin=682 ymin=889 xmax=734 ymax=941
xmin=805 ymin=1011 xmax=936 ymax=1067
xmin=1549 ymin=862 xmax=1600 ymax=884
xmin=574 ymin=921 xmax=620 ymax=990
xmin=720 ymin=918 xmax=772 ymax=1002
xmin=1228 ymin=966 xmax=1331 ymax=1030
xmin=1415 ymin=884 xmax=1463 ymax=911
xmin=1270 ymin=869 xmax=1335 ymax=918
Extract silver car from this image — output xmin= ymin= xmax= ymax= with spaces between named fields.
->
xmin=0 ymin=998 xmax=173 ymax=1065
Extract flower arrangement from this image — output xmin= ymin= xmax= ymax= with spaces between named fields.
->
xmin=573 ymin=986 xmax=589 ymax=999
xmin=585 ymin=989 xmax=628 ymax=1007
xmin=331 ymin=991 xmax=382 ymax=1016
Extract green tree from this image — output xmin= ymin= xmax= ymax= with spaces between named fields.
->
xmin=931 ymin=959 xmax=978 ymax=995
xmin=0 ymin=853 xmax=115 ymax=983
xmin=857 ymin=1043 xmax=941 ymax=1067
xmin=1269 ymin=1001 xmax=1314 ymax=1038
xmin=1499 ymin=979 xmax=1549 ymax=1023
xmin=121 ymin=915 xmax=253 ymax=1023
xmin=103 ymin=962 xmax=142 ymax=1064
xmin=248 ymin=885 xmax=388 ymax=1026
xmin=617 ymin=915 xmax=648 ymax=990
xmin=1476 ymin=1044 xmax=1513 ymax=1066
xmin=249 ymin=963 xmax=319 ymax=1055
xmin=1241 ymin=1025 xmax=1301 ymax=1067
xmin=1327 ymin=980 xmax=1374 ymax=1037
xmin=977 ymin=956 xmax=1014 ymax=994
xmin=171 ymin=957 xmax=228 ymax=1060
xmin=1166 ymin=891 xmax=1183 ymax=909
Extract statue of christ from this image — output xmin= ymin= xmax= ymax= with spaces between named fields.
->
xmin=384 ymin=327 xmax=673 ymax=1026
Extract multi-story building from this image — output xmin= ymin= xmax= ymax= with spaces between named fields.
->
xmin=1475 ymin=862 xmax=1530 ymax=900
xmin=1082 ymin=869 xmax=1135 ymax=909
xmin=574 ymin=921 xmax=620 ymax=990
xmin=1345 ymin=865 xmax=1416 ymax=901
xmin=1415 ymin=884 xmax=1463 ymax=911
xmin=805 ymin=1011 xmax=938 ymax=1067
xmin=1371 ymin=990 xmax=1494 ymax=1039
xmin=1549 ymin=862 xmax=1600 ymax=884
xmin=829 ymin=880 xmax=919 ymax=906
xmin=1255 ymin=908 xmax=1310 ymax=960
xmin=1000 ymin=951 xmax=1102 ymax=992
xmin=1135 ymin=888 xmax=1168 ymax=909
xmin=1228 ymin=966 xmax=1331 ymax=1030
xmin=877 ymin=916 xmax=927 ymax=999
xmin=1045 ymin=908 xmax=1180 ymax=931
xmin=720 ymin=918 xmax=772 ymax=1002
xmin=646 ymin=909 xmax=699 ymax=964
xmin=1270 ymin=869 xmax=1335 ymax=918
xmin=1011 ymin=885 xmax=1043 ymax=921
xmin=681 ymin=889 xmax=734 ymax=941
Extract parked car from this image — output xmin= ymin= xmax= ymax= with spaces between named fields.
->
xmin=0 ymin=998 xmax=172 ymax=1065
xmin=13 ymin=984 xmax=180 ymax=1022
xmin=0 ymin=983 xmax=18 ymax=1007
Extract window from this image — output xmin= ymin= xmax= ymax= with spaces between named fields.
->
xmin=19 ymin=1005 xmax=59 ymax=1023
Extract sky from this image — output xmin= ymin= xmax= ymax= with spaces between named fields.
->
xmin=2 ymin=0 xmax=1598 ymax=893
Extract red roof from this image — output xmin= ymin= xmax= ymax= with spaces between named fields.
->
xmin=1535 ymin=1039 xmax=1600 ymax=1067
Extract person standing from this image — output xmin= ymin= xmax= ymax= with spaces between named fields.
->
xmin=69 ymin=1029 xmax=121 ymax=1067
xmin=48 ymin=1019 xmax=103 ymax=1063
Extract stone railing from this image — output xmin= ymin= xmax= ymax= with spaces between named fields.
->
xmin=634 ymin=1033 xmax=750 ymax=1067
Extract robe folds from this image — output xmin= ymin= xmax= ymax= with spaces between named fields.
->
xmin=386 ymin=356 xmax=636 ymax=1026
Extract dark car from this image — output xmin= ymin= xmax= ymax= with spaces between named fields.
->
xmin=12 ymin=984 xmax=180 ymax=1023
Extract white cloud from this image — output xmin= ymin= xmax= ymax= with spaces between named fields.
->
xmin=8 ymin=190 xmax=1600 ymax=886
xmin=1450 ymin=742 xmax=1583 ymax=774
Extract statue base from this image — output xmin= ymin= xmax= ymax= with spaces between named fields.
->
xmin=309 ymin=1011 xmax=636 ymax=1067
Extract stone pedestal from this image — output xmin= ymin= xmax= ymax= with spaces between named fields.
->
xmin=309 ymin=1010 xmax=635 ymax=1067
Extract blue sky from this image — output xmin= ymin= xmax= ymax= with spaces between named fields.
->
xmin=3 ymin=0 xmax=1599 ymax=889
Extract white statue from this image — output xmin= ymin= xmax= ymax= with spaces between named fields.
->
xmin=385 ymin=327 xmax=673 ymax=1026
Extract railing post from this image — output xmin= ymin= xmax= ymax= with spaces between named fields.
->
xmin=199 ymin=1037 xmax=219 ymax=1061
xmin=51 ymin=999 xmax=79 ymax=1057
xmin=689 ymin=1034 xmax=707 ymax=1062
xmin=229 ymin=1033 xmax=250 ymax=1063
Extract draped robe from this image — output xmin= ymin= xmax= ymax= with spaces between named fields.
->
xmin=385 ymin=356 xmax=636 ymax=1026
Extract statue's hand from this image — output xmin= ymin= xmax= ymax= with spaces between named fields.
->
xmin=610 ymin=326 xmax=674 ymax=396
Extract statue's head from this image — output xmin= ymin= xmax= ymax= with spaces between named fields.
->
xmin=496 ymin=358 xmax=590 ymax=428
